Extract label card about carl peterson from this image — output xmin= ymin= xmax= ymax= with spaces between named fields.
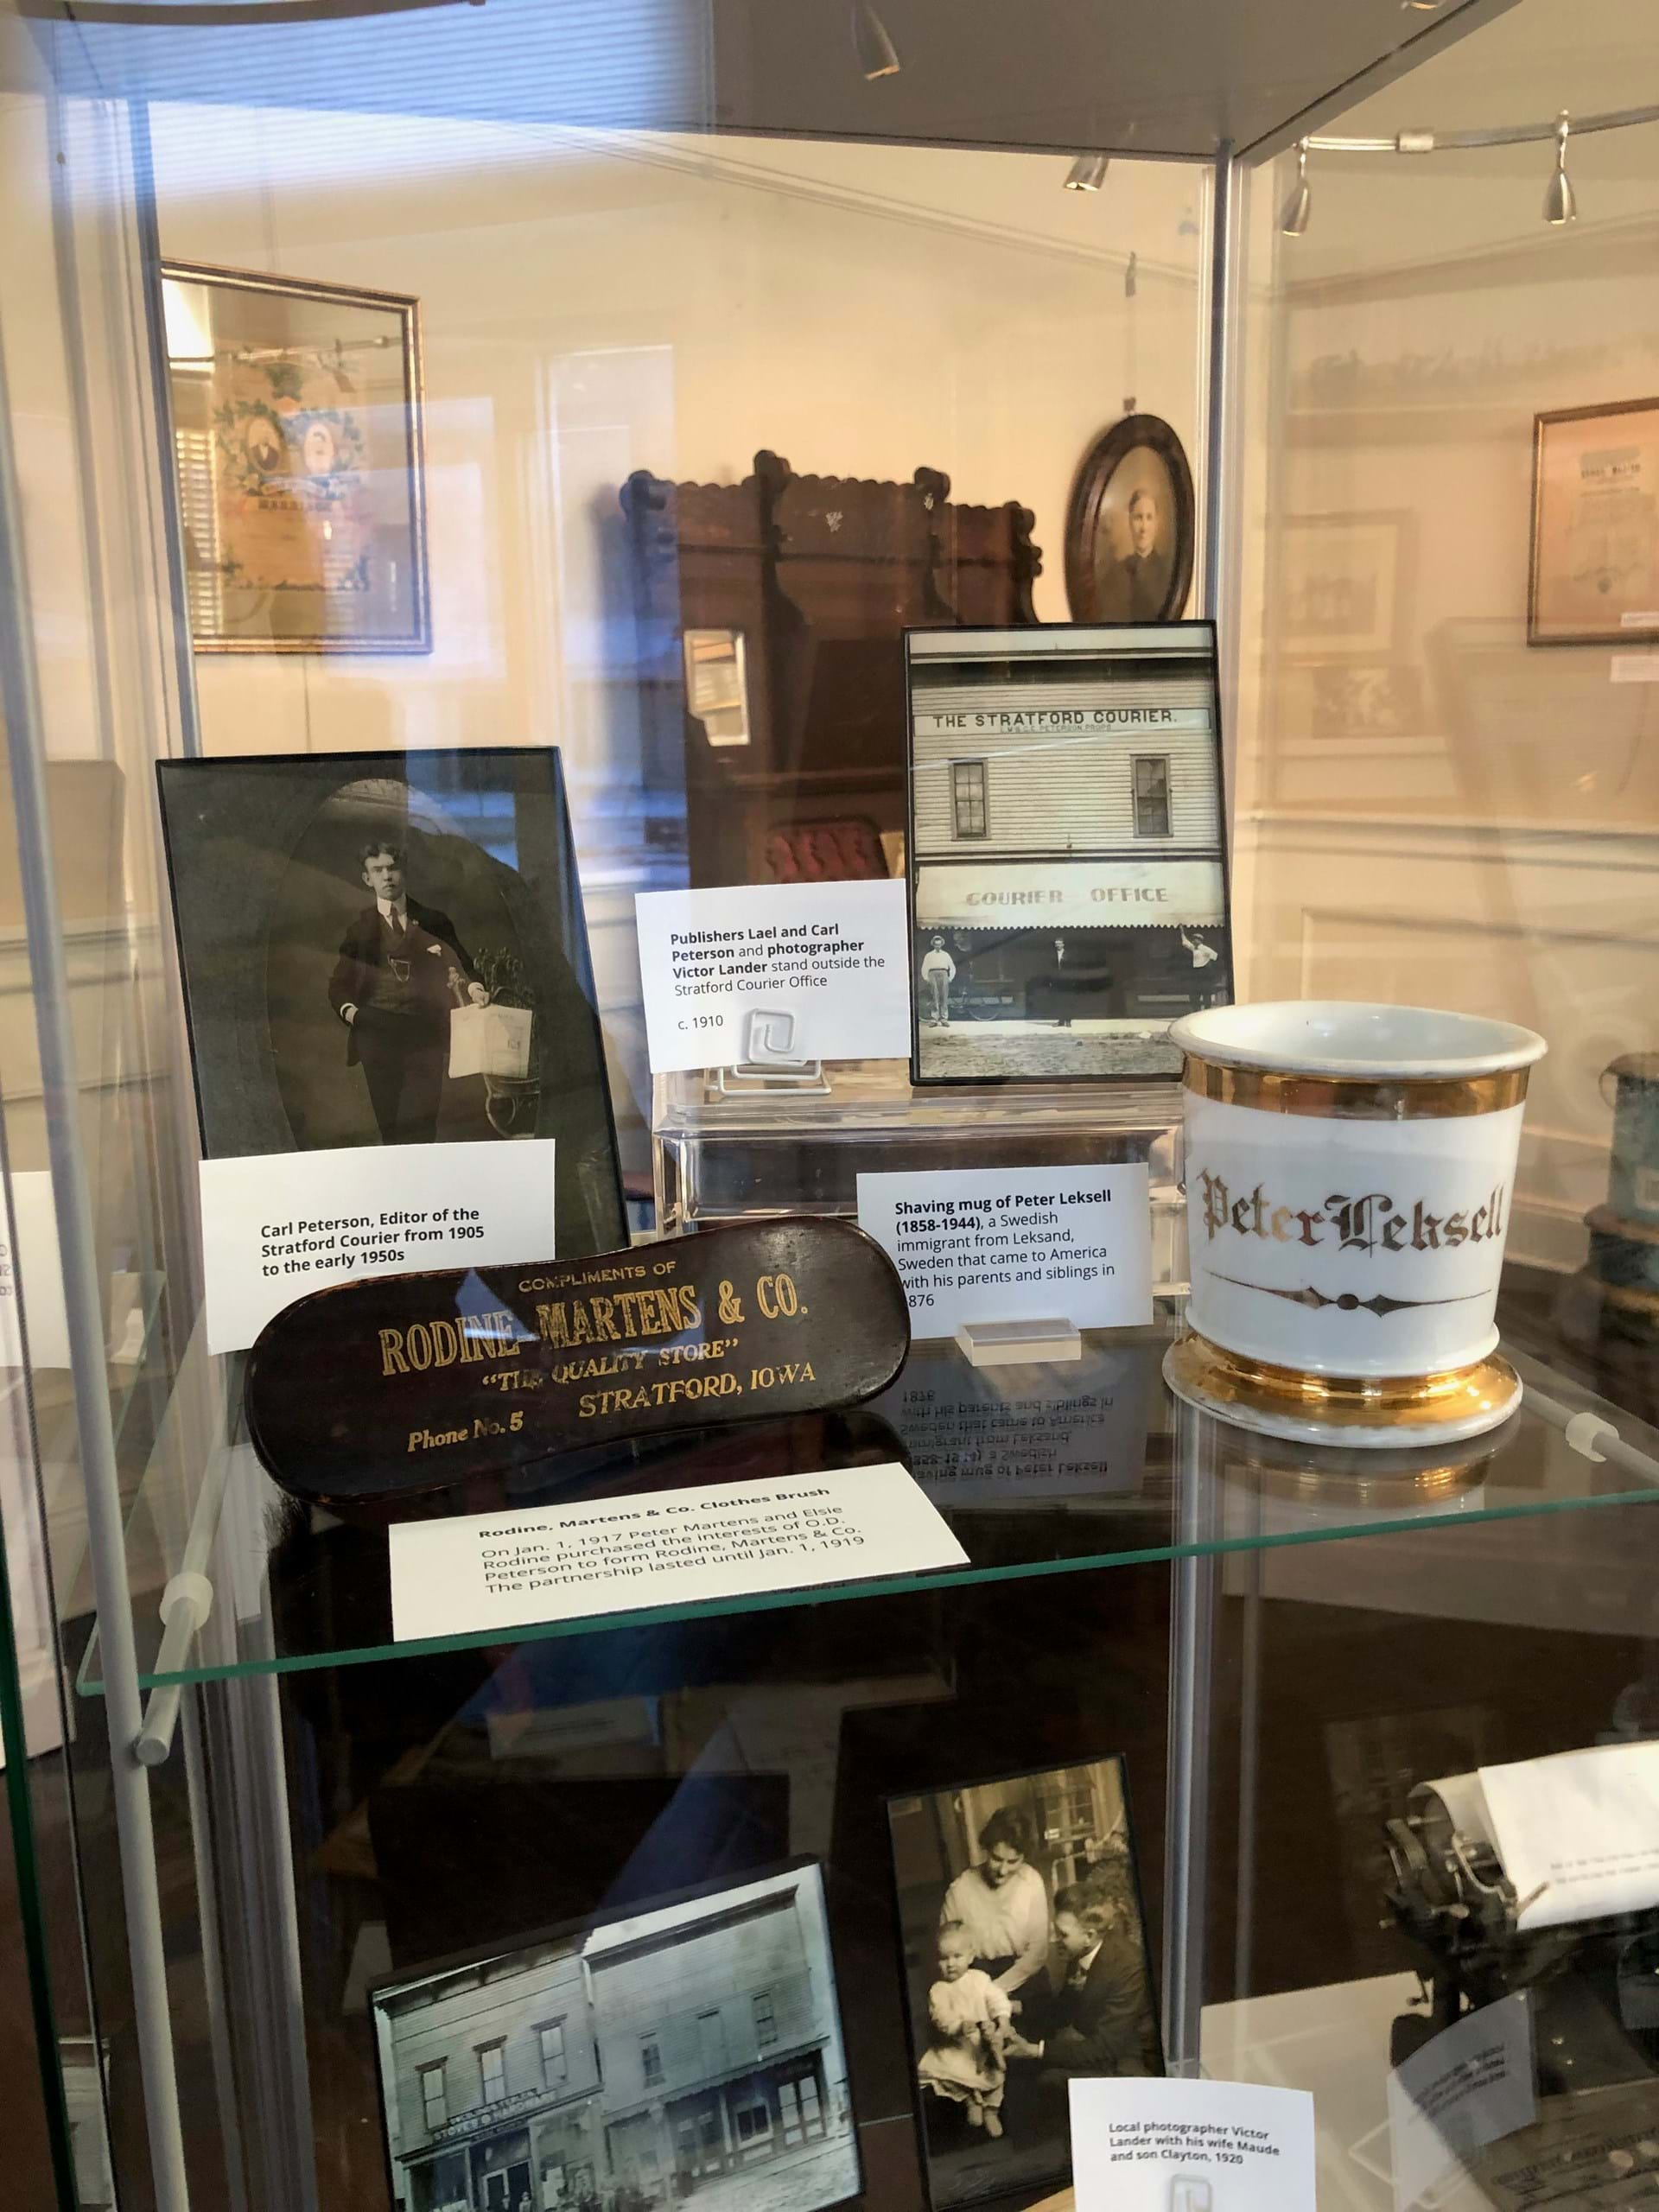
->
xmin=200 ymin=1138 xmax=555 ymax=1355
xmin=634 ymin=878 xmax=912 ymax=1073
xmin=1069 ymin=2077 xmax=1316 ymax=2212
xmin=857 ymin=1165 xmax=1152 ymax=1339
xmin=389 ymin=1462 xmax=969 ymax=1642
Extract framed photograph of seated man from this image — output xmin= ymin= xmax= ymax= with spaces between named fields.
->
xmin=884 ymin=1755 xmax=1161 ymax=2212
xmin=156 ymin=746 xmax=625 ymax=1260
xmin=906 ymin=624 xmax=1232 ymax=1084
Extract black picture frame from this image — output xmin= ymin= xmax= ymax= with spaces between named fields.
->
xmin=367 ymin=1857 xmax=863 ymax=2212
xmin=882 ymin=1753 xmax=1162 ymax=2212
xmin=156 ymin=745 xmax=625 ymax=1259
xmin=904 ymin=621 xmax=1234 ymax=1086
xmin=1064 ymin=413 xmax=1195 ymax=626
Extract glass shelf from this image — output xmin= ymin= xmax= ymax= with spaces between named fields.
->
xmin=75 ymin=1304 xmax=1659 ymax=1695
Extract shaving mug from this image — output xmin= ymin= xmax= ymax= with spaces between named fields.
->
xmin=1164 ymin=1001 xmax=1546 ymax=1446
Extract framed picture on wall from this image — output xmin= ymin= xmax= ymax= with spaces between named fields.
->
xmin=160 ymin=260 xmax=429 ymax=652
xmin=1278 ymin=511 xmax=1409 ymax=658
xmin=1529 ymin=397 xmax=1659 ymax=645
xmin=155 ymin=746 xmax=626 ymax=1260
xmin=1064 ymin=412 xmax=1195 ymax=625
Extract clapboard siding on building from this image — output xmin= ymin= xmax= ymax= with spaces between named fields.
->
xmin=913 ymin=721 xmax=1221 ymax=854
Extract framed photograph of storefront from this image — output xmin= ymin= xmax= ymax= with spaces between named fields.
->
xmin=1529 ymin=397 xmax=1659 ymax=645
xmin=905 ymin=623 xmax=1232 ymax=1084
xmin=369 ymin=1860 xmax=861 ymax=2212
xmin=160 ymin=259 xmax=429 ymax=652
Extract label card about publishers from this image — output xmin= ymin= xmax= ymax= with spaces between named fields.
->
xmin=1069 ymin=2078 xmax=1316 ymax=2212
xmin=857 ymin=1164 xmax=1152 ymax=1339
xmin=389 ymin=1462 xmax=969 ymax=1642
xmin=200 ymin=1138 xmax=556 ymax=1355
xmin=634 ymin=878 xmax=911 ymax=1073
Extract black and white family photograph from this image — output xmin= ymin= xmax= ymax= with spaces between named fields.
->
xmin=886 ymin=1757 xmax=1161 ymax=2211
xmin=157 ymin=746 xmax=625 ymax=1255
xmin=906 ymin=624 xmax=1232 ymax=1084
xmin=370 ymin=1863 xmax=860 ymax=2212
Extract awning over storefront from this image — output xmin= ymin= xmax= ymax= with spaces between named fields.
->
xmin=916 ymin=858 xmax=1225 ymax=931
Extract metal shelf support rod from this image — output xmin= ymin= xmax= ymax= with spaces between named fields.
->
xmin=0 ymin=325 xmax=191 ymax=2208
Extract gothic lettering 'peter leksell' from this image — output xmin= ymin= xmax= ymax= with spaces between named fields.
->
xmin=243 ymin=1217 xmax=912 ymax=1509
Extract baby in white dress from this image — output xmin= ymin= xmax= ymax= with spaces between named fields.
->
xmin=917 ymin=1921 xmax=1014 ymax=2138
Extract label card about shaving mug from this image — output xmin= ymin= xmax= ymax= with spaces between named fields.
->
xmin=390 ymin=1461 xmax=967 ymax=1641
xmin=857 ymin=1165 xmax=1152 ymax=1339
xmin=634 ymin=879 xmax=912 ymax=1073
xmin=201 ymin=1138 xmax=555 ymax=1355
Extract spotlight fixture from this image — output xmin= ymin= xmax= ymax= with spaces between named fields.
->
xmin=1543 ymin=111 xmax=1577 ymax=225
xmin=852 ymin=0 xmax=899 ymax=79
xmin=1065 ymin=153 xmax=1109 ymax=192
xmin=1279 ymin=139 xmax=1311 ymax=236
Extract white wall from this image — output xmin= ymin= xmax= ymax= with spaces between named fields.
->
xmin=147 ymin=109 xmax=1207 ymax=1163
xmin=1232 ymin=0 xmax=1659 ymax=1269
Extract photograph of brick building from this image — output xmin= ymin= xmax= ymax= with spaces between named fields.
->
xmin=372 ymin=1865 xmax=857 ymax=2212
xmin=906 ymin=622 xmax=1232 ymax=1082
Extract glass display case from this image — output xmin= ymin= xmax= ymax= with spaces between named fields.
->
xmin=2 ymin=1 xmax=1658 ymax=2209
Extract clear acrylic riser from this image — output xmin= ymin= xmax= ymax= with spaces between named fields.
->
xmin=653 ymin=1057 xmax=1189 ymax=1289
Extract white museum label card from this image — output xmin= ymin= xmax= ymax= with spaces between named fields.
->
xmin=1387 ymin=1991 xmax=1535 ymax=2212
xmin=1069 ymin=2077 xmax=1316 ymax=2212
xmin=634 ymin=879 xmax=911 ymax=1073
xmin=1478 ymin=1740 xmax=1659 ymax=1929
xmin=200 ymin=1138 xmax=556 ymax=1355
xmin=856 ymin=1164 xmax=1153 ymax=1338
xmin=389 ymin=1462 xmax=968 ymax=1642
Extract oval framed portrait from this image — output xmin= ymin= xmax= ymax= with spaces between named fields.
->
xmin=1064 ymin=412 xmax=1196 ymax=624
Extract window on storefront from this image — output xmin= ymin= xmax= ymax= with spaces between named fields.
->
xmin=641 ymin=2037 xmax=663 ymax=2087
xmin=951 ymin=760 xmax=988 ymax=838
xmin=419 ymin=2061 xmax=448 ymax=2130
xmin=537 ymin=2020 xmax=567 ymax=2085
xmin=735 ymin=2098 xmax=772 ymax=2144
xmin=752 ymin=1991 xmax=777 ymax=2046
xmin=477 ymin=2040 xmax=506 ymax=2103
xmin=1132 ymin=756 xmax=1172 ymax=837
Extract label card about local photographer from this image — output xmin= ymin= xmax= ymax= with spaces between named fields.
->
xmin=857 ymin=1164 xmax=1152 ymax=1338
xmin=200 ymin=1138 xmax=556 ymax=1354
xmin=634 ymin=879 xmax=911 ymax=1073
xmin=1069 ymin=2079 xmax=1315 ymax=2212
xmin=389 ymin=1462 xmax=969 ymax=1641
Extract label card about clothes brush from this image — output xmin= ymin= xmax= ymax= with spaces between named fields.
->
xmin=199 ymin=1138 xmax=554 ymax=1354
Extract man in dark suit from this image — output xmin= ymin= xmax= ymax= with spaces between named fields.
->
xmin=1004 ymin=1877 xmax=1161 ymax=2085
xmin=1101 ymin=486 xmax=1173 ymax=622
xmin=327 ymin=840 xmax=489 ymax=1144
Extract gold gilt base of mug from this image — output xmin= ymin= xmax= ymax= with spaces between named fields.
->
xmin=1163 ymin=1332 xmax=1522 ymax=1448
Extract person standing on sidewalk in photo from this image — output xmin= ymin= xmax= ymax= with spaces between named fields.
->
xmin=920 ymin=933 xmax=957 ymax=1027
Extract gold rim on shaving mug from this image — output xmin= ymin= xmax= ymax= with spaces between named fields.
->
xmin=1166 ymin=1001 xmax=1546 ymax=1447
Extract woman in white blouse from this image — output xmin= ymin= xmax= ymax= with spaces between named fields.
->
xmin=939 ymin=1806 xmax=1052 ymax=2023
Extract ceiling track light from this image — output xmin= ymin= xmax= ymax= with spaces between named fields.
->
xmin=851 ymin=0 xmax=899 ymax=80
xmin=1279 ymin=138 xmax=1311 ymax=236
xmin=1064 ymin=152 xmax=1109 ymax=193
xmin=1543 ymin=110 xmax=1577 ymax=226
